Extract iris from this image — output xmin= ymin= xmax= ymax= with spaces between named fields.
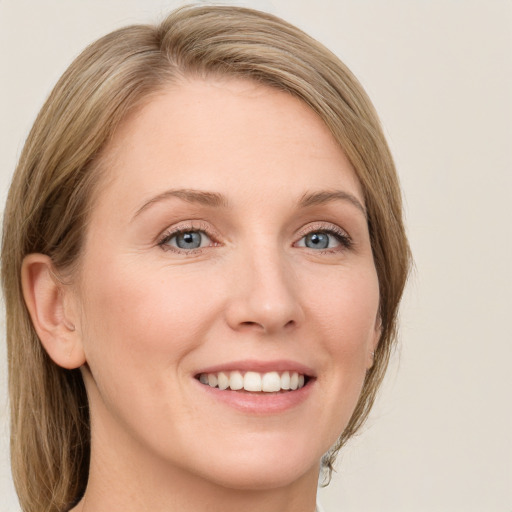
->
xmin=304 ymin=232 xmax=330 ymax=249
xmin=175 ymin=231 xmax=203 ymax=249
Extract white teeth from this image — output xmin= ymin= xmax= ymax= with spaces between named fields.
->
xmin=290 ymin=372 xmax=299 ymax=390
xmin=198 ymin=370 xmax=307 ymax=392
xmin=281 ymin=371 xmax=291 ymax=390
xmin=217 ymin=371 xmax=229 ymax=390
xmin=261 ymin=371 xmax=281 ymax=392
xmin=244 ymin=371 xmax=262 ymax=392
xmin=208 ymin=373 xmax=218 ymax=388
xmin=229 ymin=371 xmax=244 ymax=390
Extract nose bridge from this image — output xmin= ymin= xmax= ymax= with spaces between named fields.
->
xmin=225 ymin=239 xmax=303 ymax=334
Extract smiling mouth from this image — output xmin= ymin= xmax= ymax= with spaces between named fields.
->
xmin=196 ymin=370 xmax=309 ymax=393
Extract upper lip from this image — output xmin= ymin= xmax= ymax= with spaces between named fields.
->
xmin=194 ymin=359 xmax=316 ymax=378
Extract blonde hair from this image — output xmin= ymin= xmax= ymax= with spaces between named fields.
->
xmin=2 ymin=5 xmax=411 ymax=512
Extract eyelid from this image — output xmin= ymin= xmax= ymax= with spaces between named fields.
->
xmin=155 ymin=220 xmax=352 ymax=254
xmin=294 ymin=222 xmax=353 ymax=250
xmin=157 ymin=220 xmax=221 ymax=252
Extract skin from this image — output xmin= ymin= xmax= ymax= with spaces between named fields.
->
xmin=23 ymin=78 xmax=380 ymax=512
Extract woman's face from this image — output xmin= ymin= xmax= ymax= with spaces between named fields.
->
xmin=72 ymin=78 xmax=380 ymax=489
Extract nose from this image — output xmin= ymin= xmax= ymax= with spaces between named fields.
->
xmin=224 ymin=247 xmax=304 ymax=335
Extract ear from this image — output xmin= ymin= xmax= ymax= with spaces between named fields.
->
xmin=21 ymin=254 xmax=85 ymax=369
xmin=366 ymin=316 xmax=382 ymax=370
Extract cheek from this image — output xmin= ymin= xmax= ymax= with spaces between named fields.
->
xmin=303 ymin=266 xmax=379 ymax=431
xmin=77 ymin=258 xmax=223 ymax=383
xmin=305 ymin=265 xmax=380 ymax=352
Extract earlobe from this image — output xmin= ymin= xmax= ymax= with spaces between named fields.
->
xmin=21 ymin=254 xmax=85 ymax=370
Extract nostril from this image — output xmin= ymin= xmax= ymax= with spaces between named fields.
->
xmin=238 ymin=319 xmax=297 ymax=333
xmin=240 ymin=321 xmax=261 ymax=328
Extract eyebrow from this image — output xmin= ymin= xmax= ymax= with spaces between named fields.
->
xmin=133 ymin=187 xmax=366 ymax=220
xmin=133 ymin=188 xmax=229 ymax=219
xmin=298 ymin=190 xmax=367 ymax=218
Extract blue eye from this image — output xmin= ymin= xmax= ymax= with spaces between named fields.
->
xmin=304 ymin=232 xmax=331 ymax=249
xmin=296 ymin=229 xmax=349 ymax=250
xmin=162 ymin=230 xmax=212 ymax=251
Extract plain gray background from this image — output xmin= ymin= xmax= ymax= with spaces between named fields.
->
xmin=1 ymin=1 xmax=511 ymax=511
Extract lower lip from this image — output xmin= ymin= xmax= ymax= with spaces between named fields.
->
xmin=195 ymin=379 xmax=314 ymax=414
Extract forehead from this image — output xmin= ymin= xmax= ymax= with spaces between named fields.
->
xmin=94 ymin=77 xmax=363 ymax=213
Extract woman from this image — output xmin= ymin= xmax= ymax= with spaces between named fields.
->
xmin=2 ymin=5 xmax=410 ymax=512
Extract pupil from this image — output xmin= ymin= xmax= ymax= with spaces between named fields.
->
xmin=177 ymin=231 xmax=201 ymax=249
xmin=306 ymin=232 xmax=329 ymax=249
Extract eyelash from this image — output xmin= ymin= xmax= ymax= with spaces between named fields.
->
xmin=295 ymin=223 xmax=353 ymax=253
xmin=158 ymin=222 xmax=218 ymax=255
xmin=157 ymin=222 xmax=352 ymax=255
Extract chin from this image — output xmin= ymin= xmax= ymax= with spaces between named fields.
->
xmin=200 ymin=458 xmax=318 ymax=491
xmin=183 ymin=437 xmax=323 ymax=491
